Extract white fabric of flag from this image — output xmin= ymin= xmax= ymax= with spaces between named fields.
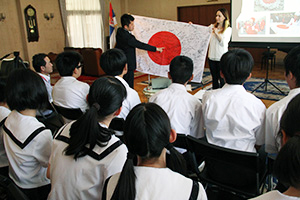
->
xmin=133 ymin=15 xmax=211 ymax=83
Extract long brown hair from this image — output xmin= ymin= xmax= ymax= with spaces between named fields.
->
xmin=214 ymin=8 xmax=230 ymax=34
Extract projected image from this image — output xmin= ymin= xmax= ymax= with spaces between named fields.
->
xmin=237 ymin=16 xmax=266 ymax=35
xmin=270 ymin=12 xmax=300 ymax=35
xmin=254 ymin=0 xmax=284 ymax=11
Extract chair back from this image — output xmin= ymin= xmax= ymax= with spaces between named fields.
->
xmin=52 ymin=103 xmax=83 ymax=122
xmin=81 ymin=48 xmax=105 ymax=76
xmin=0 ymin=175 xmax=29 ymax=200
xmin=187 ymin=135 xmax=266 ymax=198
xmin=173 ymin=133 xmax=189 ymax=149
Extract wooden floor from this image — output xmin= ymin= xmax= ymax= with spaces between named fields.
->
xmin=134 ymin=62 xmax=286 ymax=108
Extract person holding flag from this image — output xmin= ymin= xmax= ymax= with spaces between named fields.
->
xmin=116 ymin=14 xmax=164 ymax=88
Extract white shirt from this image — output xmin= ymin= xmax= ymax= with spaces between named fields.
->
xmin=265 ymin=88 xmax=300 ymax=154
xmin=208 ymin=24 xmax=232 ymax=61
xmin=48 ymin=122 xmax=127 ymax=200
xmin=149 ymin=83 xmax=204 ymax=138
xmin=0 ymin=106 xmax=10 ymax=168
xmin=105 ymin=166 xmax=207 ymax=200
xmin=2 ymin=110 xmax=52 ymax=188
xmin=38 ymin=73 xmax=53 ymax=103
xmin=52 ymin=76 xmax=90 ymax=112
xmin=250 ymin=190 xmax=300 ymax=200
xmin=202 ymin=84 xmax=266 ymax=152
xmin=115 ymin=76 xmax=141 ymax=119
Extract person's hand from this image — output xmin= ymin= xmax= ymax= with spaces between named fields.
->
xmin=156 ymin=47 xmax=165 ymax=53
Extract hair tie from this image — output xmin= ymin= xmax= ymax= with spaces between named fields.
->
xmin=165 ymin=143 xmax=173 ymax=150
xmin=92 ymin=103 xmax=100 ymax=111
xmin=127 ymin=152 xmax=135 ymax=160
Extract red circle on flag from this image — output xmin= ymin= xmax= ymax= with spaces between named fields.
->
xmin=148 ymin=31 xmax=181 ymax=65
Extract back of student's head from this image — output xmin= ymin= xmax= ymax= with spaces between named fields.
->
xmin=169 ymin=56 xmax=193 ymax=84
xmin=100 ymin=48 xmax=127 ymax=76
xmin=0 ymin=79 xmax=7 ymax=103
xmin=284 ymin=45 xmax=300 ymax=87
xmin=274 ymin=135 xmax=300 ymax=190
xmin=112 ymin=103 xmax=187 ymax=200
xmin=5 ymin=68 xmax=48 ymax=112
xmin=65 ymin=76 xmax=127 ymax=159
xmin=221 ymin=48 xmax=254 ymax=84
xmin=121 ymin=14 xmax=134 ymax=28
xmin=32 ymin=53 xmax=47 ymax=73
xmin=280 ymin=93 xmax=300 ymax=138
xmin=55 ymin=51 xmax=83 ymax=76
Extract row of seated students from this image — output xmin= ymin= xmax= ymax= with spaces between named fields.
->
xmin=0 ymin=45 xmax=299 ymax=199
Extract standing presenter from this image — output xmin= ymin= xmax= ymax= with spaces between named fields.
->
xmin=208 ymin=8 xmax=232 ymax=89
xmin=116 ymin=14 xmax=164 ymax=88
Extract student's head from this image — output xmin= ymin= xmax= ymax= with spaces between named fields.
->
xmin=32 ymin=53 xmax=53 ymax=74
xmin=66 ymin=76 xmax=127 ymax=160
xmin=55 ymin=51 xmax=83 ymax=77
xmin=5 ymin=68 xmax=48 ymax=112
xmin=112 ymin=103 xmax=187 ymax=200
xmin=273 ymin=135 xmax=300 ymax=190
xmin=100 ymin=48 xmax=127 ymax=76
xmin=279 ymin=93 xmax=300 ymax=144
xmin=283 ymin=45 xmax=300 ymax=88
xmin=220 ymin=48 xmax=253 ymax=85
xmin=121 ymin=14 xmax=134 ymax=31
xmin=0 ymin=79 xmax=6 ymax=103
xmin=169 ymin=56 xmax=193 ymax=84
xmin=215 ymin=8 xmax=230 ymax=32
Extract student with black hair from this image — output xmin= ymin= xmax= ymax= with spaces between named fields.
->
xmin=100 ymin=48 xmax=140 ymax=119
xmin=251 ymin=94 xmax=300 ymax=199
xmin=0 ymin=79 xmax=10 ymax=176
xmin=116 ymin=14 xmax=164 ymax=88
xmin=32 ymin=53 xmax=53 ymax=103
xmin=48 ymin=76 xmax=128 ymax=200
xmin=265 ymin=45 xmax=300 ymax=154
xmin=202 ymin=48 xmax=266 ymax=152
xmin=103 ymin=103 xmax=207 ymax=200
xmin=149 ymin=56 xmax=204 ymax=141
xmin=52 ymin=51 xmax=89 ymax=113
xmin=2 ymin=68 xmax=52 ymax=200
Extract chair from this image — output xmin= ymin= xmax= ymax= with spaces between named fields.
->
xmin=187 ymin=135 xmax=267 ymax=199
xmin=81 ymin=48 xmax=105 ymax=76
xmin=0 ymin=175 xmax=29 ymax=200
xmin=261 ymin=51 xmax=276 ymax=70
xmin=52 ymin=103 xmax=83 ymax=124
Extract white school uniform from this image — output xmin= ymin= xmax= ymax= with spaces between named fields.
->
xmin=2 ymin=110 xmax=52 ymax=188
xmin=202 ymin=84 xmax=266 ymax=152
xmin=115 ymin=76 xmax=141 ymax=119
xmin=0 ymin=106 xmax=11 ymax=168
xmin=250 ymin=190 xmax=300 ymax=200
xmin=52 ymin=76 xmax=90 ymax=112
xmin=149 ymin=83 xmax=204 ymax=138
xmin=265 ymin=88 xmax=300 ymax=154
xmin=105 ymin=166 xmax=207 ymax=200
xmin=48 ymin=121 xmax=127 ymax=200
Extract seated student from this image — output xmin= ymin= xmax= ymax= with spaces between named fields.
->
xmin=202 ymin=48 xmax=266 ymax=152
xmin=32 ymin=53 xmax=53 ymax=103
xmin=149 ymin=56 xmax=204 ymax=139
xmin=48 ymin=76 xmax=128 ymax=200
xmin=2 ymin=68 xmax=52 ymax=200
xmin=251 ymin=94 xmax=300 ymax=199
xmin=52 ymin=51 xmax=89 ymax=113
xmin=103 ymin=103 xmax=207 ymax=200
xmin=100 ymin=48 xmax=141 ymax=119
xmin=0 ymin=79 xmax=10 ymax=177
xmin=265 ymin=45 xmax=300 ymax=154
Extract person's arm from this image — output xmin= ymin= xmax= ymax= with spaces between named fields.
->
xmin=213 ymin=27 xmax=232 ymax=47
xmin=127 ymin=34 xmax=164 ymax=53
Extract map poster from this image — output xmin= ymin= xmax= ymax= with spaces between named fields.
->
xmin=133 ymin=15 xmax=211 ymax=83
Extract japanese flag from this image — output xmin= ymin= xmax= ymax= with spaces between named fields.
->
xmin=133 ymin=15 xmax=211 ymax=83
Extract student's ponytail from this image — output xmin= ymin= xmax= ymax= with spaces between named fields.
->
xmin=165 ymin=143 xmax=188 ymax=176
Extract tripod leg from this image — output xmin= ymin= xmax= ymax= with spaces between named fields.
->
xmin=251 ymin=81 xmax=266 ymax=93
xmin=266 ymin=80 xmax=286 ymax=95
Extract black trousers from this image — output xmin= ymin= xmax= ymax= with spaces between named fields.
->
xmin=20 ymin=184 xmax=51 ymax=200
xmin=123 ymin=69 xmax=134 ymax=89
xmin=208 ymin=59 xmax=225 ymax=89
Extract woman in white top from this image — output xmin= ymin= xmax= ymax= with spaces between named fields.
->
xmin=208 ymin=8 xmax=232 ymax=89
xmin=103 ymin=103 xmax=207 ymax=200
xmin=47 ymin=76 xmax=128 ymax=200
xmin=251 ymin=94 xmax=300 ymax=200
xmin=3 ymin=68 xmax=52 ymax=200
